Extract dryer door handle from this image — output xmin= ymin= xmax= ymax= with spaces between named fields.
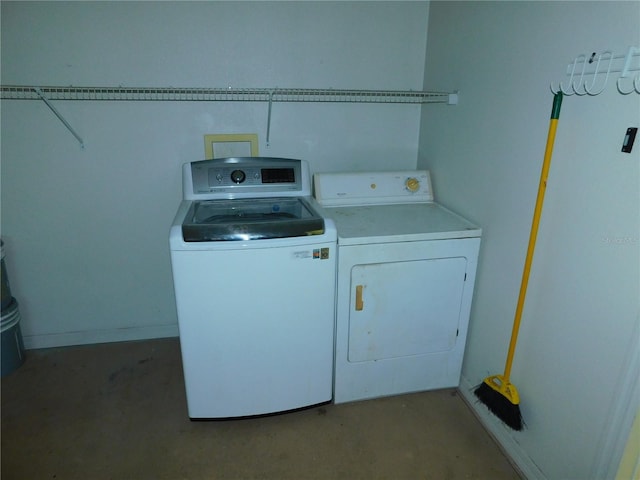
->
xmin=355 ymin=285 xmax=364 ymax=311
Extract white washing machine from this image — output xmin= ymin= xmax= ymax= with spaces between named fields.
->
xmin=170 ymin=157 xmax=337 ymax=418
xmin=314 ymin=170 xmax=481 ymax=404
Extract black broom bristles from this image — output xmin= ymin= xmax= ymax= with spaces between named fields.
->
xmin=474 ymin=382 xmax=523 ymax=431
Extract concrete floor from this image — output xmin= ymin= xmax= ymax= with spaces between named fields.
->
xmin=1 ymin=338 xmax=520 ymax=480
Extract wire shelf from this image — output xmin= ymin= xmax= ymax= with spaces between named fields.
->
xmin=0 ymin=85 xmax=458 ymax=148
xmin=0 ymin=85 xmax=453 ymax=104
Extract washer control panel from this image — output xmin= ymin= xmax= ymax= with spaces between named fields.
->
xmin=207 ymin=166 xmax=265 ymax=186
xmin=183 ymin=157 xmax=310 ymax=200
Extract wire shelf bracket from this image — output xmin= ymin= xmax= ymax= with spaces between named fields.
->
xmin=33 ymin=87 xmax=85 ymax=149
xmin=1 ymin=85 xmax=459 ymax=147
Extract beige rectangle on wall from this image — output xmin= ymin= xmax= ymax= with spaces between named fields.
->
xmin=204 ymin=134 xmax=259 ymax=159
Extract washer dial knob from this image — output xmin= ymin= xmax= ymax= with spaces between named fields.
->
xmin=230 ymin=169 xmax=246 ymax=184
xmin=405 ymin=177 xmax=420 ymax=192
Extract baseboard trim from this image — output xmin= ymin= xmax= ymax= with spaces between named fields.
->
xmin=22 ymin=324 xmax=179 ymax=350
xmin=458 ymin=375 xmax=546 ymax=480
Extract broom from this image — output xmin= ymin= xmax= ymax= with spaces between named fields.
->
xmin=474 ymin=91 xmax=563 ymax=431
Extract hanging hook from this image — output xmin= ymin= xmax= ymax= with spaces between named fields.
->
xmin=571 ymin=54 xmax=590 ymax=96
xmin=617 ymin=74 xmax=638 ymax=95
xmin=550 ymin=54 xmax=585 ymax=96
xmin=583 ymin=51 xmax=613 ymax=95
xmin=616 ymin=46 xmax=640 ymax=95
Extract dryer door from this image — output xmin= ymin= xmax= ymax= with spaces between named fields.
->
xmin=348 ymin=257 xmax=466 ymax=362
xmin=333 ymin=237 xmax=480 ymax=404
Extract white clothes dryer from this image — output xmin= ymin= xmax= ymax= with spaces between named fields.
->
xmin=314 ymin=170 xmax=481 ymax=404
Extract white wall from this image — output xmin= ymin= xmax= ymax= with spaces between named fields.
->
xmin=419 ymin=2 xmax=639 ymax=479
xmin=0 ymin=1 xmax=430 ymax=348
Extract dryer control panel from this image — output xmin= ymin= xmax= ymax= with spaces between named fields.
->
xmin=314 ymin=170 xmax=433 ymax=207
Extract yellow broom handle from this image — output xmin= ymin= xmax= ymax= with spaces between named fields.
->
xmin=503 ymin=92 xmax=563 ymax=380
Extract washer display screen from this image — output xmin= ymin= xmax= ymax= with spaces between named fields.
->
xmin=261 ymin=168 xmax=295 ymax=184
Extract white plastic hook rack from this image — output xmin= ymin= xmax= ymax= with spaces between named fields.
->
xmin=551 ymin=46 xmax=640 ymax=96
xmin=0 ymin=85 xmax=459 ymax=147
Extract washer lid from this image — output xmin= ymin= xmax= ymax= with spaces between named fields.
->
xmin=182 ymin=197 xmax=325 ymax=241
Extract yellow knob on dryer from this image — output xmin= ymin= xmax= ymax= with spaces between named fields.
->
xmin=405 ymin=177 xmax=420 ymax=192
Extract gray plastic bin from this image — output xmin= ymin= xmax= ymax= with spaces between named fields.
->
xmin=1 ymin=241 xmax=12 ymax=310
xmin=2 ymin=299 xmax=25 ymax=377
